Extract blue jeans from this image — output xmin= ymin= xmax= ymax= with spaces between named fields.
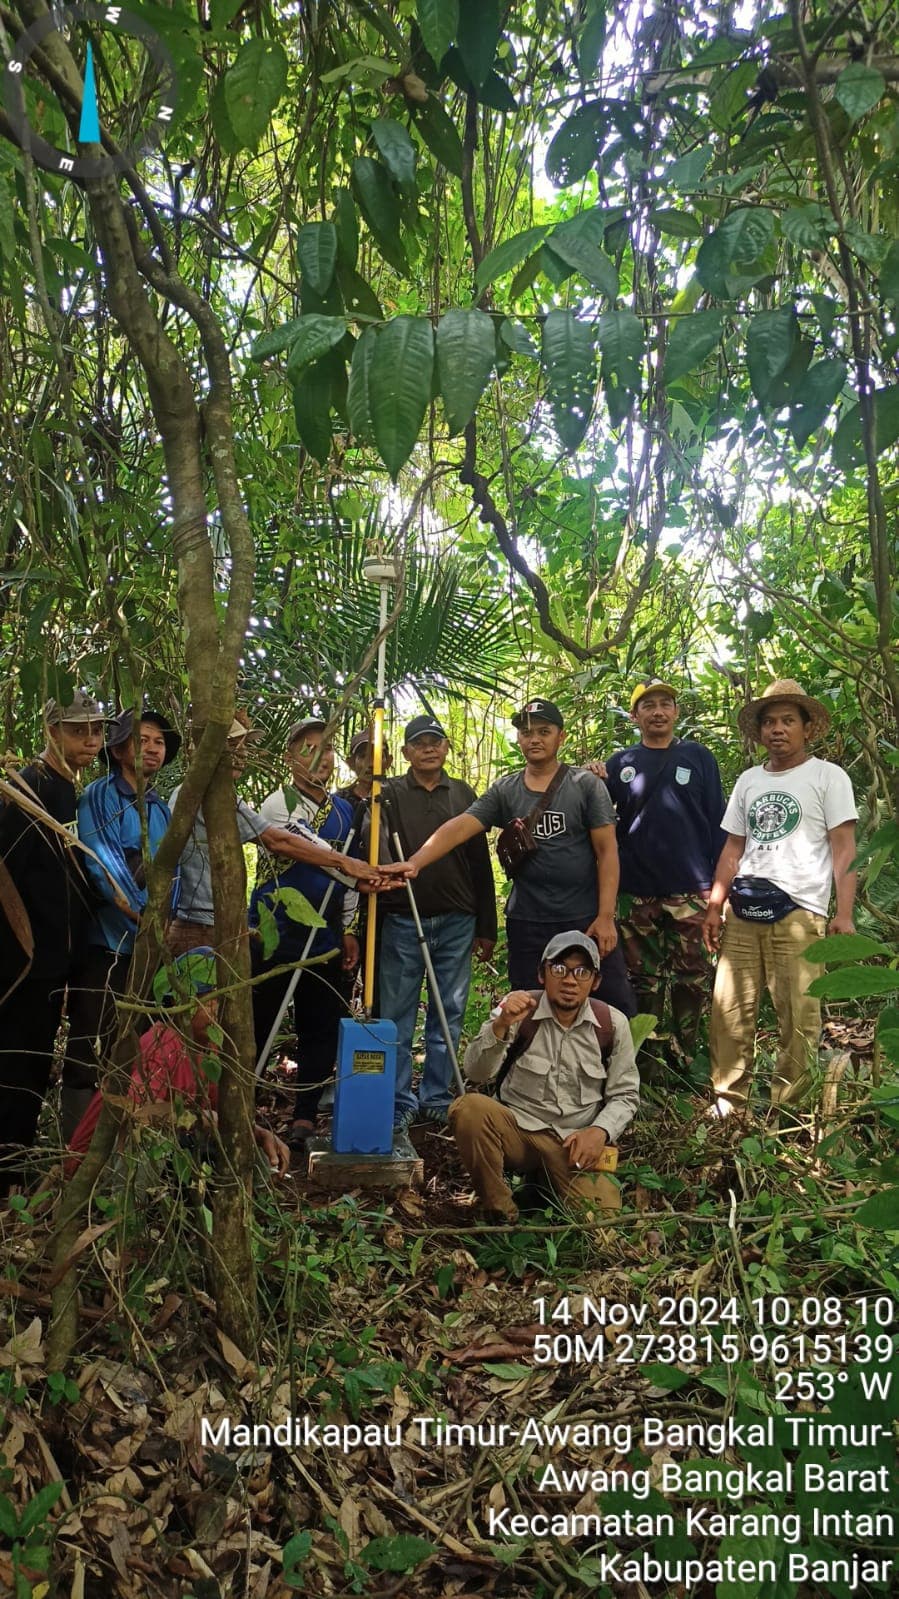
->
xmin=379 ymin=911 xmax=476 ymax=1122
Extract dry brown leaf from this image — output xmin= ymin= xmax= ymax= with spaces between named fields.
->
xmin=216 ymin=1329 xmax=256 ymax=1379
xmin=338 ymin=1492 xmax=363 ymax=1558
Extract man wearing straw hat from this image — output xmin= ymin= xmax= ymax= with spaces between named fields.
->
xmin=703 ymin=680 xmax=858 ymax=1117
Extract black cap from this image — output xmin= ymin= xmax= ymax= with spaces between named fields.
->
xmin=404 ymin=714 xmax=447 ymax=744
xmin=348 ymin=730 xmax=372 ymax=757
xmin=511 ymin=698 xmax=564 ymax=730
xmin=101 ymin=708 xmax=181 ymax=767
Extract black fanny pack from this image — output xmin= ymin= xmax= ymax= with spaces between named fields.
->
xmin=729 ymin=875 xmax=798 ymax=924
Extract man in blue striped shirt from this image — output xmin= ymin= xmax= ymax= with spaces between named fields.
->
xmin=61 ymin=708 xmax=181 ymax=1137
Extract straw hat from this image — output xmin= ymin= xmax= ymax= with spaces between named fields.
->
xmin=738 ymin=679 xmax=831 ymax=742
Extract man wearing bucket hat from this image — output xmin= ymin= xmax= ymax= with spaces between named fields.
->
xmin=61 ymin=707 xmax=183 ymax=1137
xmin=451 ymin=931 xmax=639 ymax=1222
xmin=703 ymin=680 xmax=858 ymax=1116
xmin=0 ymin=691 xmax=105 ymax=1189
xmin=602 ymin=680 xmax=725 ymax=1067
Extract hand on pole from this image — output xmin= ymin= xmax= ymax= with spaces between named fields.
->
xmin=473 ymin=937 xmax=495 ymax=962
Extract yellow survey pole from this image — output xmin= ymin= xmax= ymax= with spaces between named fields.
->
xmin=361 ymin=560 xmax=393 ymax=1017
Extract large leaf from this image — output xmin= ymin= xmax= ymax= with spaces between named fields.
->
xmin=368 ymin=316 xmax=434 ymax=478
xmin=578 ymin=1 xmax=606 ymax=79
xmin=417 ymin=0 xmax=458 ymax=66
xmin=223 ymin=38 xmax=288 ymax=149
xmin=597 ymin=309 xmax=643 ymax=425
xmin=333 ymin=189 xmax=358 ymax=270
xmin=803 ymin=933 xmax=895 ymax=965
xmin=250 ymin=318 xmax=305 ymax=361
xmin=362 ymin=1534 xmax=437 ymax=1572
xmin=351 ymin=157 xmax=408 ymax=274
xmin=414 ymin=97 xmax=464 ymax=176
xmin=881 ymin=240 xmax=899 ymax=309
xmin=807 ymin=966 xmax=899 ymax=1000
xmin=695 ymin=207 xmax=776 ymax=297
xmin=457 ymin=0 xmax=500 ymax=88
xmin=832 ymin=386 xmax=899 ymax=474
xmin=292 ymin=360 xmax=333 ymax=465
xmin=746 ymin=305 xmax=797 ymax=407
xmin=545 ymin=229 xmax=618 ymax=299
xmin=781 ymin=203 xmax=833 ymax=251
xmin=663 ymin=309 xmax=724 ymax=384
xmin=789 ymin=358 xmax=847 ymax=447
xmin=283 ymin=315 xmax=347 ymax=376
xmin=545 ymin=101 xmax=604 ymax=187
xmin=474 ymin=225 xmax=551 ymax=294
xmin=541 ymin=309 xmax=596 ymax=451
xmin=371 ymin=118 xmax=417 ymax=193
xmin=347 ymin=326 xmax=379 ymax=444
xmin=855 ymin=1188 xmax=899 ymax=1230
xmin=835 ymin=63 xmax=885 ymax=122
xmin=436 ymin=308 xmax=496 ymax=434
xmin=297 ymin=222 xmax=337 ymax=297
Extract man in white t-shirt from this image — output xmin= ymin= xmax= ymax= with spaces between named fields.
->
xmin=703 ymin=680 xmax=858 ymax=1115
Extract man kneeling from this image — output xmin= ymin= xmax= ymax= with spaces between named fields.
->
xmin=450 ymin=932 xmax=639 ymax=1223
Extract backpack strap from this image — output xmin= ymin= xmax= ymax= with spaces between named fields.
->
xmin=495 ymin=992 xmax=614 ymax=1101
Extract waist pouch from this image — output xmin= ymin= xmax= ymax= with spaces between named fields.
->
xmin=729 ymin=876 xmax=799 ymax=924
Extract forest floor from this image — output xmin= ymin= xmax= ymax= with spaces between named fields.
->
xmin=1 ymin=1018 xmax=894 ymax=1599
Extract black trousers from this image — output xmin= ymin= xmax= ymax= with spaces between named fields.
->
xmin=63 ymin=947 xmax=130 ymax=1092
xmin=0 ymin=975 xmax=65 ymax=1188
xmin=252 ymin=945 xmax=352 ymax=1123
xmin=505 ymin=917 xmax=637 ymax=1017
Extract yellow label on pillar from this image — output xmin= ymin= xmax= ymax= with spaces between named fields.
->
xmin=353 ymin=1050 xmax=386 ymax=1075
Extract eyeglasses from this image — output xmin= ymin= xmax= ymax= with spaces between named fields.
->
xmin=547 ymin=962 xmax=595 ymax=980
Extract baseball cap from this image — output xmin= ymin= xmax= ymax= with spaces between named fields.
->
xmin=44 ymin=689 xmax=105 ymax=726
xmin=630 ymin=680 xmax=678 ymax=713
xmin=540 ymin=931 xmax=601 ymax=970
xmin=348 ymin=730 xmax=372 ymax=757
xmin=101 ymin=708 xmax=182 ymax=767
xmin=512 ymin=698 xmax=564 ymax=730
xmin=404 ymin=714 xmax=447 ymax=744
xmin=286 ymin=716 xmax=328 ymax=746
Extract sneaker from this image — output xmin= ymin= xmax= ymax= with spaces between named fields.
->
xmin=392 ymin=1130 xmax=417 ymax=1160
xmin=416 ymin=1105 xmax=450 ymax=1128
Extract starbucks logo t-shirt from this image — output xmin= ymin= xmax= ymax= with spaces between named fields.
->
xmin=722 ymin=757 xmax=857 ymax=917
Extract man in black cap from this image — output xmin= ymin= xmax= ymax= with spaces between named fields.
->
xmin=377 ymin=715 xmax=497 ymax=1137
xmin=384 ymin=700 xmax=635 ymax=1014
xmin=339 ymin=729 xmax=392 ymax=805
xmin=0 ymin=692 xmax=105 ymax=1188
xmin=61 ymin=708 xmax=183 ymax=1136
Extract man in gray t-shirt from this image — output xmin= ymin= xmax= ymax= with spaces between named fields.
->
xmin=383 ymin=699 xmax=636 ymax=1014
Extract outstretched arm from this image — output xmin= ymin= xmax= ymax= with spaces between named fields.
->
xmin=259 ymin=824 xmax=385 ymax=887
xmin=381 ymin=811 xmax=486 ymax=879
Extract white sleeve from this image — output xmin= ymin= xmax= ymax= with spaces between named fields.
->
xmin=822 ymin=765 xmax=858 ymax=829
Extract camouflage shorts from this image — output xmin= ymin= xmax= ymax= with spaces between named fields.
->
xmin=619 ymin=894 xmax=710 ymax=996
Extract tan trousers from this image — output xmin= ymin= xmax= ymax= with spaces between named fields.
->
xmin=449 ymin=1095 xmax=621 ymax=1218
xmin=709 ymin=907 xmax=826 ymax=1110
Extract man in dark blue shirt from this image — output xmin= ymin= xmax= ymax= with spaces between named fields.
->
xmin=603 ymin=681 xmax=725 ymax=1064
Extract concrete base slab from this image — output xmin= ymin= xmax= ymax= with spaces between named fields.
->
xmin=305 ymin=1139 xmax=423 ymax=1191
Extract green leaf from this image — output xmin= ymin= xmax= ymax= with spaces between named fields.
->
xmin=746 ymin=305 xmax=797 ymax=407
xmin=292 ymin=360 xmax=334 ymax=465
xmin=789 ymin=358 xmax=847 ymax=447
xmin=351 ymin=157 xmax=408 ymax=274
xmin=436 ymin=308 xmax=496 ymax=434
xmin=807 ymin=966 xmax=899 ymax=1000
xmin=881 ymin=240 xmax=899 ymax=309
xmin=832 ymin=386 xmax=899 ymax=474
xmin=499 ymin=317 xmax=537 ymax=357
xmin=663 ymin=309 xmax=724 ymax=384
xmin=835 ymin=62 xmax=886 ymax=122
xmin=270 ymin=887 xmax=327 ymax=928
xmin=223 ymin=38 xmax=288 ymax=149
xmin=578 ymin=2 xmax=606 ymax=79
xmin=348 ymin=326 xmax=378 ymax=443
xmin=18 ymin=1481 xmax=64 ymax=1537
xmin=476 ymin=70 xmax=518 ymax=114
xmin=629 ymin=1013 xmax=658 ymax=1052
xmin=855 ymin=1188 xmax=899 ymax=1229
xmin=369 ymin=316 xmax=435 ymax=478
xmin=545 ymin=229 xmax=618 ymax=298
xmin=665 ymin=146 xmax=713 ymax=188
xmin=597 ymin=308 xmax=643 ymax=425
xmin=695 ymin=207 xmax=775 ymax=297
xmin=250 ymin=318 xmax=306 ymax=361
xmin=482 ymin=1361 xmax=532 ymax=1378
xmin=417 ymin=0 xmax=458 ymax=66
xmin=457 ymin=0 xmax=500 ymax=88
xmin=371 ymin=118 xmax=417 ymax=193
xmin=648 ymin=208 xmax=704 ymax=238
xmin=781 ymin=202 xmax=834 ymax=251
xmin=541 ymin=309 xmax=596 ymax=450
xmin=209 ymin=73 xmax=242 ymax=155
xmin=802 ymin=933 xmax=893 ymax=966
xmin=474 ymin=225 xmax=551 ymax=294
xmin=254 ymin=901 xmax=281 ymax=960
xmin=642 ymin=1363 xmax=692 ymax=1390
xmin=284 ymin=316 xmax=347 ymax=376
xmin=545 ymin=101 xmax=604 ymax=187
xmin=0 ymin=1495 xmax=18 ymax=1539
xmin=414 ymin=97 xmax=464 ymax=177
xmin=297 ymin=223 xmax=337 ymax=297
xmin=362 ymin=1534 xmax=436 ymax=1572
xmin=338 ymin=265 xmax=383 ymax=322
xmin=332 ymin=189 xmax=358 ymax=270
xmin=708 ymin=60 xmax=756 ymax=132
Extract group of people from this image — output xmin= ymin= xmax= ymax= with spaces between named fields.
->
xmin=0 ymin=674 xmax=858 ymax=1219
